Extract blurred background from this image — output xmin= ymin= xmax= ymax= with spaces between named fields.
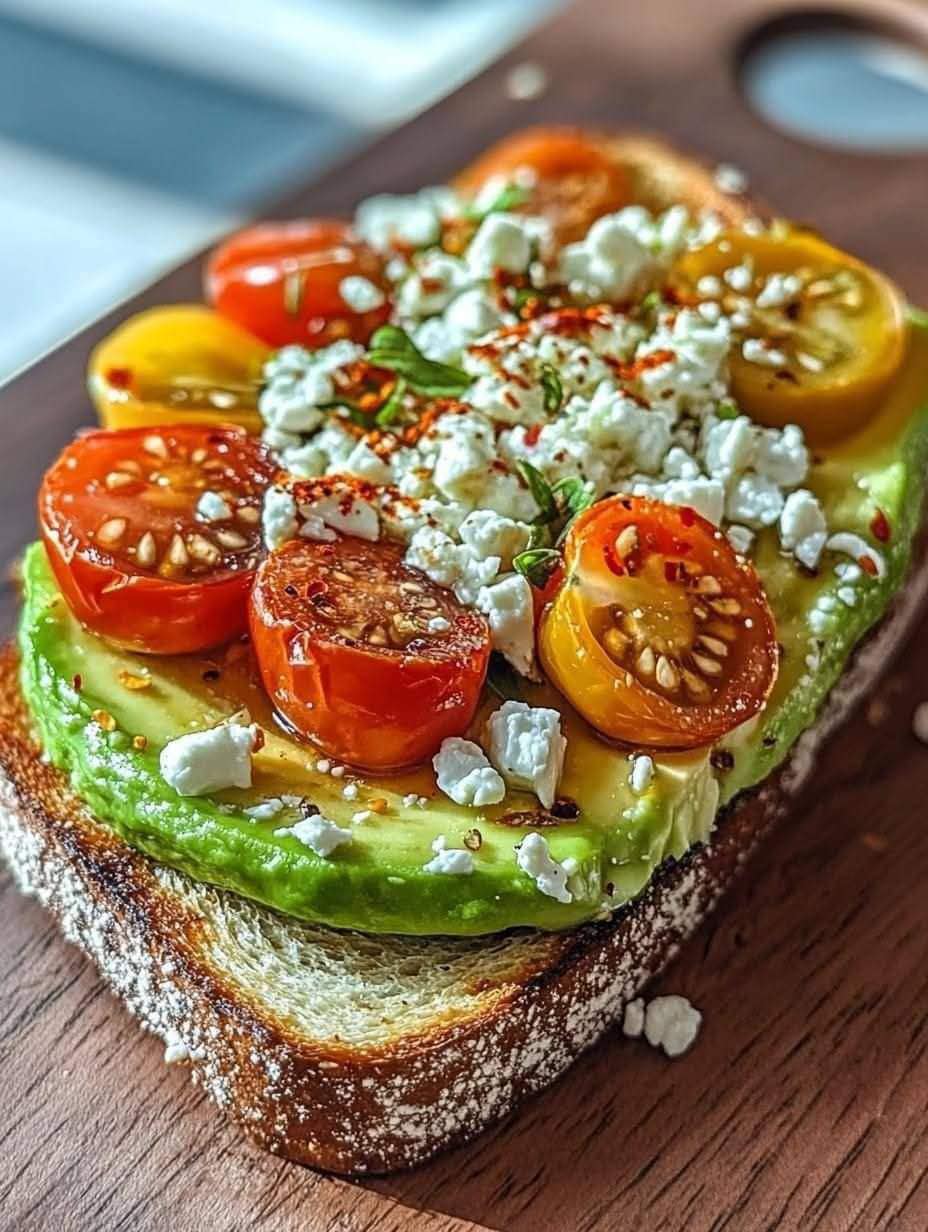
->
xmin=2 ymin=0 xmax=927 ymax=386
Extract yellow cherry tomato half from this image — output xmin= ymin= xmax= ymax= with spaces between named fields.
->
xmin=539 ymin=496 xmax=778 ymax=750
xmin=671 ymin=229 xmax=907 ymax=445
xmin=88 ymin=305 xmax=270 ymax=434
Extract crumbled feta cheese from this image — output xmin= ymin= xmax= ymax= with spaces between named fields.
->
xmin=398 ymin=251 xmax=468 ymax=317
xmin=516 ymin=832 xmax=572 ymax=903
xmin=275 ymin=814 xmax=353 ymax=857
xmin=726 ymin=524 xmax=755 ymax=556
xmin=476 ymin=574 xmax=536 ymax=677
xmin=780 ymin=489 xmax=827 ymax=569
xmin=259 ymin=340 xmax=364 ymax=434
xmin=643 ymin=995 xmax=703 ymax=1057
xmin=558 ymin=211 xmax=655 ymax=302
xmin=486 ymin=700 xmax=566 ymax=808
xmin=742 ymin=338 xmax=785 ymax=367
xmin=467 ymin=213 xmax=535 ymax=276
xmin=622 ymin=997 xmax=646 ymax=1038
xmin=406 ymin=525 xmax=500 ymax=605
xmin=355 ymin=190 xmax=447 ymax=252
xmin=297 ymin=491 xmax=380 ymax=542
xmin=433 ymin=737 xmax=505 ymax=807
xmin=196 ymin=491 xmax=232 ymax=523
xmin=427 ymin=615 xmax=451 ymax=633
xmin=629 ymin=754 xmax=654 ymax=795
xmin=163 ymin=1030 xmax=190 ymax=1065
xmin=339 ymin=275 xmax=386 ymax=312
xmin=262 ymin=487 xmax=298 ymax=551
xmin=243 ymin=797 xmax=286 ymax=822
xmin=726 ymin=473 xmax=784 ymax=528
xmin=459 ymin=511 xmax=531 ymax=565
xmin=423 ymin=834 xmax=475 ymax=876
xmin=160 ymin=722 xmax=255 ymax=797
xmin=826 ymin=532 xmax=886 ymax=579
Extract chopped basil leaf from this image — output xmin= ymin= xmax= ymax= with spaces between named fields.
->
xmin=540 ymin=363 xmax=563 ymax=415
xmin=716 ymin=399 xmax=739 ymax=420
xmin=367 ymin=326 xmax=470 ymax=398
xmin=515 ymin=459 xmax=557 ymax=523
xmin=513 ymin=547 xmax=562 ymax=589
xmin=375 ymin=376 xmax=408 ymax=427
xmin=465 ymin=182 xmax=530 ymax=221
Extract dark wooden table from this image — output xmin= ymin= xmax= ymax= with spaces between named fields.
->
xmin=3 ymin=0 xmax=928 ymax=1228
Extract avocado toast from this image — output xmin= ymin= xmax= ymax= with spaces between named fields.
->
xmin=3 ymin=129 xmax=927 ymax=1173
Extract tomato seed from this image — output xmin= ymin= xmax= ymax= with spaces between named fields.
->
xmin=168 ymin=534 xmax=189 ymax=567
xmin=143 ymin=434 xmax=168 ymax=459
xmin=692 ymin=652 xmax=722 ymax=677
xmin=136 ymin=532 xmax=157 ymax=568
xmin=97 ymin=517 xmax=128 ymax=546
xmin=215 ymin=529 xmax=248 ymax=550
xmin=104 ymin=471 xmax=135 ymax=491
xmin=656 ymin=656 xmax=679 ymax=690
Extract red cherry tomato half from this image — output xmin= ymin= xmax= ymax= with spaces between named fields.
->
xmin=539 ymin=496 xmax=778 ymax=748
xmin=249 ymin=536 xmax=491 ymax=772
xmin=39 ymin=425 xmax=274 ymax=654
xmin=205 ymin=219 xmax=392 ymax=349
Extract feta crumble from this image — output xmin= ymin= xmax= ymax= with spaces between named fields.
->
xmin=196 ymin=490 xmax=233 ymax=523
xmin=275 ymin=814 xmax=353 ymax=857
xmin=629 ymin=754 xmax=654 ymax=795
xmin=433 ymin=737 xmax=505 ymax=807
xmin=516 ymin=831 xmax=572 ymax=903
xmin=339 ymin=274 xmax=386 ymax=313
xmin=476 ymin=574 xmax=536 ymax=678
xmin=486 ymin=700 xmax=566 ymax=808
xmin=643 ymin=995 xmax=703 ymax=1057
xmin=160 ymin=722 xmax=255 ymax=797
xmin=423 ymin=835 xmax=475 ymax=876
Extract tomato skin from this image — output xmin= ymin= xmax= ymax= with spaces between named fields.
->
xmin=455 ymin=127 xmax=631 ymax=242
xmin=88 ymin=305 xmax=269 ymax=435
xmin=539 ymin=497 xmax=778 ymax=750
xmin=206 ymin=220 xmax=391 ymax=349
xmin=39 ymin=426 xmax=273 ymax=655
xmin=249 ymin=538 xmax=491 ymax=772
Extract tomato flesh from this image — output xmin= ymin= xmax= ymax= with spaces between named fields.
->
xmin=539 ymin=496 xmax=778 ymax=749
xmin=671 ymin=229 xmax=907 ymax=445
xmin=206 ymin=219 xmax=391 ymax=349
xmin=249 ymin=536 xmax=491 ymax=771
xmin=88 ymin=305 xmax=269 ymax=435
xmin=455 ymin=127 xmax=631 ymax=243
xmin=39 ymin=426 xmax=274 ymax=654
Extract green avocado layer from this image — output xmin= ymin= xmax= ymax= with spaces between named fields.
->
xmin=17 ymin=322 xmax=928 ymax=936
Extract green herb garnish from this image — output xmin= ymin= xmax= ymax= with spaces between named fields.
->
xmin=515 ymin=459 xmax=558 ymax=523
xmin=367 ymin=326 xmax=470 ymax=398
xmin=375 ymin=376 xmax=408 ymax=427
xmin=539 ymin=363 xmax=563 ymax=415
xmin=513 ymin=547 xmax=562 ymax=589
xmin=716 ymin=399 xmax=739 ymax=421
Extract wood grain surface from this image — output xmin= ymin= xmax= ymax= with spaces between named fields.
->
xmin=3 ymin=0 xmax=928 ymax=1228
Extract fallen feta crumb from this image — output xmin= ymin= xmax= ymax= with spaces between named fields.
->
xmin=826 ymin=532 xmax=886 ymax=579
xmin=913 ymin=702 xmax=928 ymax=744
xmin=505 ymin=60 xmax=548 ymax=101
xmin=433 ymin=737 xmax=505 ymax=807
xmin=423 ymin=834 xmax=475 ymax=876
xmin=622 ymin=997 xmax=646 ymax=1038
xmin=714 ymin=162 xmax=747 ymax=194
xmin=243 ymin=797 xmax=286 ymax=822
xmin=160 ymin=722 xmax=255 ymax=796
xmin=516 ymin=831 xmax=572 ymax=904
xmin=163 ymin=1029 xmax=190 ymax=1065
xmin=643 ymin=995 xmax=703 ymax=1057
xmin=275 ymin=814 xmax=352 ymax=857
xmin=476 ymin=574 xmax=536 ymax=678
xmin=262 ymin=486 xmax=298 ymax=551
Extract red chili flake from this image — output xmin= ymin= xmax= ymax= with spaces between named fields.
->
xmin=524 ymin=424 xmax=542 ymax=447
xmin=71 ymin=673 xmax=83 ymax=692
xmin=251 ymin=727 xmax=266 ymax=752
xmin=870 ymin=509 xmax=891 ymax=542
xmin=664 ymin=561 xmax=679 ymax=583
xmin=679 ymin=506 xmax=696 ymax=527
xmin=858 ymin=554 xmax=878 ymax=577
xmin=603 ymin=543 xmax=625 ymax=577
xmin=503 ymin=390 xmax=520 ymax=410
xmin=106 ymin=366 xmax=133 ymax=389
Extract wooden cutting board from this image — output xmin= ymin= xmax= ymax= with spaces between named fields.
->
xmin=3 ymin=0 xmax=928 ymax=1227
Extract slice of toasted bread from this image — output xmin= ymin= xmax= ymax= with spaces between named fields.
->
xmin=0 ymin=132 xmax=922 ymax=1175
xmin=3 ymin=515 xmax=925 ymax=1175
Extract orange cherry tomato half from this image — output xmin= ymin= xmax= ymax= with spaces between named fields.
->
xmin=539 ymin=496 xmax=778 ymax=749
xmin=249 ymin=536 xmax=491 ymax=772
xmin=205 ymin=219 xmax=391 ymax=349
xmin=39 ymin=425 xmax=274 ymax=655
xmin=455 ymin=127 xmax=631 ymax=243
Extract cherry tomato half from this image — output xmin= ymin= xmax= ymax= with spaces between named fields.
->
xmin=539 ymin=496 xmax=778 ymax=749
xmin=40 ymin=425 xmax=274 ymax=655
xmin=249 ymin=536 xmax=491 ymax=772
xmin=671 ymin=229 xmax=907 ymax=445
xmin=455 ymin=127 xmax=632 ymax=243
xmin=88 ymin=305 xmax=269 ymax=435
xmin=205 ymin=219 xmax=391 ymax=349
